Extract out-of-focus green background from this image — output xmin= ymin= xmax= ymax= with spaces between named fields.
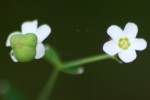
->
xmin=0 ymin=0 xmax=150 ymax=100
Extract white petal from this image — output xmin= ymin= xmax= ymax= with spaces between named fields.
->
xmin=36 ymin=24 xmax=51 ymax=42
xmin=118 ymin=50 xmax=137 ymax=63
xmin=107 ymin=25 xmax=123 ymax=41
xmin=103 ymin=40 xmax=120 ymax=56
xmin=21 ymin=20 xmax=38 ymax=34
xmin=124 ymin=22 xmax=138 ymax=38
xmin=35 ymin=43 xmax=46 ymax=59
xmin=6 ymin=32 xmax=21 ymax=47
xmin=132 ymin=38 xmax=147 ymax=51
xmin=10 ymin=50 xmax=18 ymax=62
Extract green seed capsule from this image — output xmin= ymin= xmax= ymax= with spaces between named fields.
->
xmin=13 ymin=46 xmax=36 ymax=62
xmin=10 ymin=33 xmax=37 ymax=62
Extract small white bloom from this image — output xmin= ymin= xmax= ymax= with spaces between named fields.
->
xmin=6 ymin=20 xmax=51 ymax=62
xmin=103 ymin=22 xmax=147 ymax=63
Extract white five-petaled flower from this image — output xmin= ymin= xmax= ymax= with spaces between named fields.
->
xmin=6 ymin=20 xmax=51 ymax=62
xmin=103 ymin=22 xmax=147 ymax=63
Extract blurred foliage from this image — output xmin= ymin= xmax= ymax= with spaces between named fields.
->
xmin=0 ymin=80 xmax=26 ymax=100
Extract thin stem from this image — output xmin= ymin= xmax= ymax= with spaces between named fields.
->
xmin=38 ymin=52 xmax=122 ymax=100
xmin=37 ymin=68 xmax=59 ymax=100
xmin=63 ymin=54 xmax=121 ymax=68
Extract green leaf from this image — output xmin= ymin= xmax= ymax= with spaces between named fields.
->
xmin=62 ymin=66 xmax=84 ymax=75
xmin=44 ymin=45 xmax=62 ymax=68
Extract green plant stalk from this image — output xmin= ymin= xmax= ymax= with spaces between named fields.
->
xmin=37 ymin=68 xmax=59 ymax=100
xmin=38 ymin=54 xmax=121 ymax=100
xmin=63 ymin=54 xmax=122 ymax=68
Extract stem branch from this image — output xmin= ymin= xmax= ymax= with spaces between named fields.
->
xmin=63 ymin=54 xmax=120 ymax=68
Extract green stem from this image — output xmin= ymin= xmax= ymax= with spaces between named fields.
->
xmin=37 ymin=68 xmax=59 ymax=100
xmin=38 ymin=51 xmax=122 ymax=100
xmin=63 ymin=54 xmax=122 ymax=68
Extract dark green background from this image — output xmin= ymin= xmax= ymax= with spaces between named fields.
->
xmin=0 ymin=0 xmax=150 ymax=100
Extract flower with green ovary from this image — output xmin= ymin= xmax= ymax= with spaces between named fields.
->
xmin=103 ymin=22 xmax=147 ymax=63
xmin=6 ymin=20 xmax=51 ymax=62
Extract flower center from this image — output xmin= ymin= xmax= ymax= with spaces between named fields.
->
xmin=118 ymin=37 xmax=130 ymax=50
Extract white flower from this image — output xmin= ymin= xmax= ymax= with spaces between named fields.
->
xmin=103 ymin=22 xmax=147 ymax=63
xmin=6 ymin=20 xmax=51 ymax=62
